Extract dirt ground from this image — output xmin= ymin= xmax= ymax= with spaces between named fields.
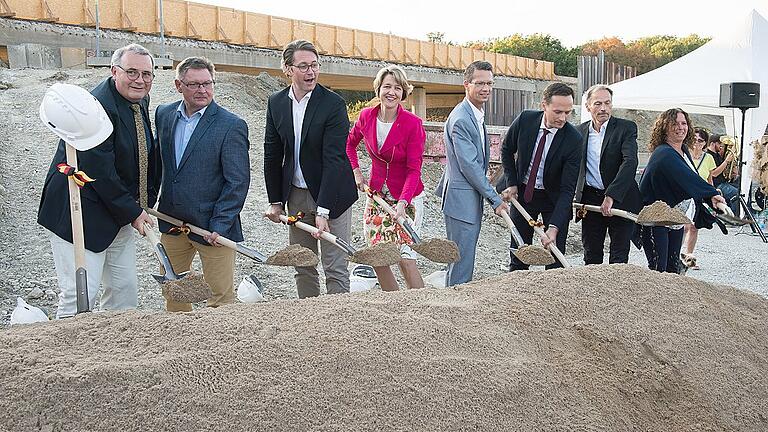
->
xmin=1 ymin=264 xmax=767 ymax=431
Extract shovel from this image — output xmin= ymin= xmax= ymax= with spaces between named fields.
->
xmin=148 ymin=208 xmax=319 ymax=267
xmin=277 ymin=214 xmax=401 ymax=267
xmin=498 ymin=211 xmax=555 ymax=266
xmin=572 ymin=202 xmax=689 ymax=226
xmin=365 ymin=187 xmax=459 ymax=264
xmin=40 ymin=83 xmax=115 ymax=314
xmin=711 ymin=202 xmax=751 ymax=226
xmin=508 ymin=197 xmax=571 ymax=268
xmin=142 ymin=223 xmax=212 ymax=303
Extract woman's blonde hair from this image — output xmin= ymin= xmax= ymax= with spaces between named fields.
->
xmin=648 ymin=108 xmax=694 ymax=152
xmin=373 ymin=65 xmax=413 ymax=100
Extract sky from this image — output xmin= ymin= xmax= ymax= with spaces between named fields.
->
xmin=192 ymin=0 xmax=768 ymax=48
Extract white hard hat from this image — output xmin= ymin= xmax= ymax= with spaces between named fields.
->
xmin=39 ymin=83 xmax=113 ymax=151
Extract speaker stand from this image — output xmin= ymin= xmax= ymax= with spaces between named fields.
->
xmin=734 ymin=194 xmax=768 ymax=242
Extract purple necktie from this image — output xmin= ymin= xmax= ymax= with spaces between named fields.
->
xmin=524 ymin=129 xmax=549 ymax=203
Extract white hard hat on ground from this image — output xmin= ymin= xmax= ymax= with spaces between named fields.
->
xmin=39 ymin=83 xmax=113 ymax=151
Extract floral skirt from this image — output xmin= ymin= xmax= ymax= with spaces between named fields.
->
xmin=363 ymin=190 xmax=424 ymax=259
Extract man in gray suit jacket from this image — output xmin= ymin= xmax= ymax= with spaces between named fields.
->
xmin=154 ymin=57 xmax=250 ymax=312
xmin=436 ymin=61 xmax=509 ymax=286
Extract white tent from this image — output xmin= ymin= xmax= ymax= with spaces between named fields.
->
xmin=581 ymin=9 xmax=768 ymax=205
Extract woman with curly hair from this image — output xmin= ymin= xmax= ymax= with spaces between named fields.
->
xmin=639 ymin=109 xmax=726 ymax=273
xmin=346 ymin=65 xmax=426 ymax=291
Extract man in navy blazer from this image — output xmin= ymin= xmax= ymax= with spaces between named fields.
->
xmin=497 ymin=82 xmax=582 ymax=270
xmin=38 ymin=43 xmax=159 ymax=318
xmin=436 ymin=61 xmax=509 ymax=286
xmin=264 ymin=40 xmax=357 ymax=299
xmin=575 ymin=85 xmax=640 ymax=265
xmin=154 ymin=57 xmax=250 ymax=311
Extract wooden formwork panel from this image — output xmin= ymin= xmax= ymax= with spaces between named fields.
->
xmin=460 ymin=47 xmax=473 ymax=69
xmin=526 ymin=58 xmax=536 ymax=77
xmin=163 ymin=0 xmax=187 ymax=37
xmin=543 ymin=62 xmax=554 ymax=79
xmin=472 ymin=49 xmax=484 ymax=63
xmin=187 ymin=3 xmax=216 ymax=40
xmin=0 ymin=46 xmax=8 ymax=63
xmin=335 ymin=27 xmax=353 ymax=56
xmin=447 ymin=45 xmax=462 ymax=70
xmin=244 ymin=13 xmax=270 ymax=46
xmin=269 ymin=15 xmax=294 ymax=48
xmin=314 ymin=24 xmax=335 ymax=54
xmin=96 ymin=0 xmax=123 ymax=29
xmin=353 ymin=30 xmax=373 ymax=58
xmin=418 ymin=41 xmax=433 ymax=66
xmin=433 ymin=43 xmax=448 ymax=69
xmin=388 ymin=36 xmax=405 ymax=63
xmin=218 ymin=8 xmax=244 ymax=44
xmin=292 ymin=20 xmax=316 ymax=46
xmin=499 ymin=55 xmax=512 ymax=76
xmin=6 ymin=0 xmax=43 ymax=20
xmin=45 ymin=0 xmax=83 ymax=25
xmin=370 ymin=32 xmax=388 ymax=61
xmin=403 ymin=38 xmax=420 ymax=64
xmin=125 ymin=0 xmax=155 ymax=33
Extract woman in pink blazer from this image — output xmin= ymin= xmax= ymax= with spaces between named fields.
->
xmin=346 ymin=65 xmax=426 ymax=291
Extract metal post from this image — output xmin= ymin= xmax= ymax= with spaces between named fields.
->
xmin=94 ymin=0 xmax=100 ymax=56
xmin=158 ymin=0 xmax=166 ymax=57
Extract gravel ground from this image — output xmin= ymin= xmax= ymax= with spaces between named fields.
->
xmin=0 ymin=67 xmax=765 ymax=326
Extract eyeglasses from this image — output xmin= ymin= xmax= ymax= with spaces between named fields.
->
xmin=180 ymin=80 xmax=215 ymax=90
xmin=115 ymin=65 xmax=155 ymax=82
xmin=291 ymin=62 xmax=321 ymax=73
xmin=470 ymin=81 xmax=494 ymax=88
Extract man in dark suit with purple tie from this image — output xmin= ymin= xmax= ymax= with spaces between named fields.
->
xmin=497 ymin=82 xmax=583 ymax=270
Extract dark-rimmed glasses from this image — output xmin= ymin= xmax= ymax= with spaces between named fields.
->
xmin=291 ymin=62 xmax=321 ymax=73
xmin=180 ymin=80 xmax=215 ymax=90
xmin=114 ymin=65 xmax=155 ymax=82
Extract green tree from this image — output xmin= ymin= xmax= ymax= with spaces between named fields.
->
xmin=469 ymin=33 xmax=579 ymax=77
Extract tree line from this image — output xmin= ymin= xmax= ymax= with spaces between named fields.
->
xmin=426 ymin=32 xmax=710 ymax=77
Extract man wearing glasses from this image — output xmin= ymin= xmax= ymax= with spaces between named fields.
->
xmin=436 ymin=61 xmax=509 ymax=286
xmin=574 ymin=84 xmax=640 ymax=265
xmin=38 ymin=43 xmax=160 ymax=318
xmin=264 ymin=39 xmax=357 ymax=298
xmin=497 ymin=82 xmax=582 ymax=271
xmin=153 ymin=56 xmax=250 ymax=312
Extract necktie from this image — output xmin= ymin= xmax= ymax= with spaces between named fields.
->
xmin=130 ymin=104 xmax=149 ymax=209
xmin=524 ymin=129 xmax=549 ymax=203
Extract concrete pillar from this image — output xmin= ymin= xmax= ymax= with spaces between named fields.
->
xmin=410 ymin=86 xmax=427 ymax=120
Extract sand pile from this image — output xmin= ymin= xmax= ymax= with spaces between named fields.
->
xmin=1 ymin=265 xmax=766 ymax=432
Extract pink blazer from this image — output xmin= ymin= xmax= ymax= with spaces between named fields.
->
xmin=346 ymin=104 xmax=425 ymax=203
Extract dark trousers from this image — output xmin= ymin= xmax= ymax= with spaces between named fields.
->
xmin=641 ymin=225 xmax=685 ymax=273
xmin=580 ymin=186 xmax=634 ymax=265
xmin=509 ymin=187 xmax=568 ymax=271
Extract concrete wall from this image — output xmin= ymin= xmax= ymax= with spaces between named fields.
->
xmin=7 ymin=43 xmax=61 ymax=68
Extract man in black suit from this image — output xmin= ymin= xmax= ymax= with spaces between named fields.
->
xmin=574 ymin=84 xmax=640 ymax=264
xmin=38 ymin=43 xmax=159 ymax=318
xmin=263 ymin=39 xmax=357 ymax=298
xmin=497 ymin=82 xmax=582 ymax=270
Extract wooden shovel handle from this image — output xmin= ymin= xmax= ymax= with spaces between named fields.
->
xmin=499 ymin=211 xmax=526 ymax=247
xmin=147 ymin=208 xmax=238 ymax=248
xmin=277 ymin=214 xmax=356 ymax=256
xmin=509 ymin=197 xmax=570 ymax=267
xmin=714 ymin=201 xmax=735 ymax=217
xmin=65 ymin=144 xmax=89 ymax=313
xmin=572 ymin=203 xmax=638 ymax=223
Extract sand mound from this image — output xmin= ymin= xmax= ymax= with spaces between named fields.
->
xmin=1 ymin=265 xmax=767 ymax=431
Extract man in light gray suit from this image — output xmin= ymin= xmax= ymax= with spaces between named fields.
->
xmin=154 ymin=57 xmax=250 ymax=312
xmin=436 ymin=61 xmax=509 ymax=286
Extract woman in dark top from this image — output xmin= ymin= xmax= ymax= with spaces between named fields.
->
xmin=639 ymin=108 xmax=726 ymax=273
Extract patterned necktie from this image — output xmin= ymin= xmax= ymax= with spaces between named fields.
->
xmin=130 ymin=104 xmax=149 ymax=209
xmin=524 ymin=129 xmax=550 ymax=203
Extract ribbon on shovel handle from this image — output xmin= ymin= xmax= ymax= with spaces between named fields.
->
xmin=284 ymin=212 xmax=305 ymax=225
xmin=56 ymin=163 xmax=94 ymax=188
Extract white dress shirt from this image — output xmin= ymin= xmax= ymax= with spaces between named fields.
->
xmin=586 ymin=120 xmax=607 ymax=189
xmin=523 ymin=117 xmax=559 ymax=189
xmin=466 ymin=98 xmax=486 ymax=155
xmin=288 ymin=88 xmax=312 ymax=189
